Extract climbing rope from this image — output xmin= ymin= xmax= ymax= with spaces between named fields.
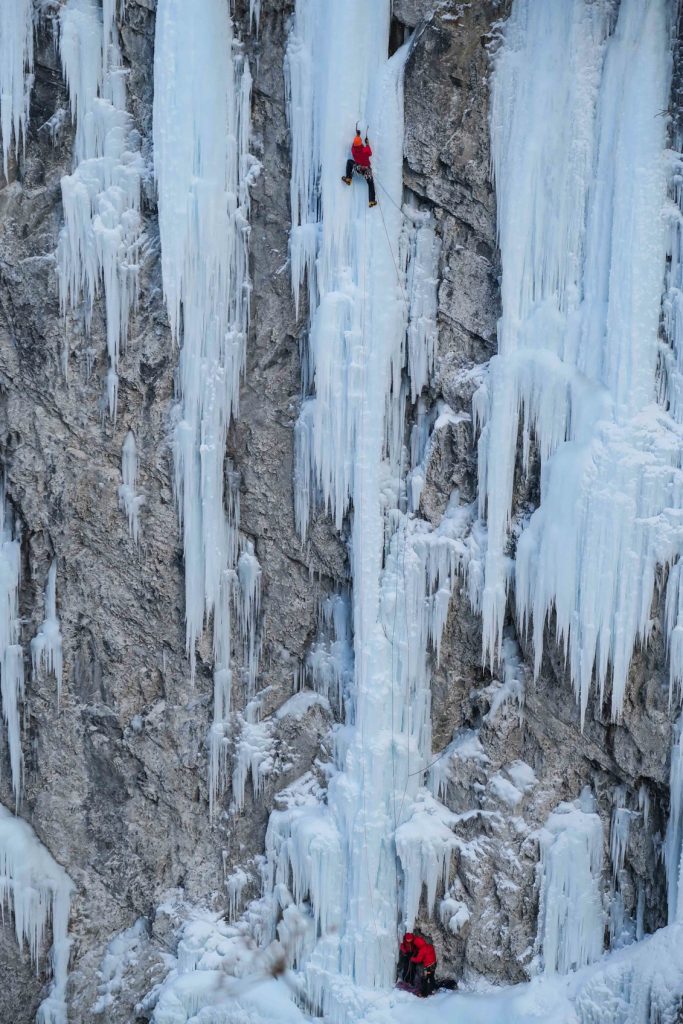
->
xmin=357 ymin=194 xmax=384 ymax=950
xmin=374 ymin=171 xmax=414 ymax=222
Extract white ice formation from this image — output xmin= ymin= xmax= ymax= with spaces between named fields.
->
xmin=31 ymin=559 xmax=64 ymax=706
xmin=118 ymin=429 xmax=143 ymax=543
xmin=0 ymin=804 xmax=73 ymax=1024
xmin=0 ymin=0 xmax=34 ymax=179
xmin=477 ymin=0 xmax=680 ymax=722
xmin=153 ymin=0 xmax=261 ymax=813
xmin=0 ymin=487 xmax=25 ymax=804
xmin=57 ymin=0 xmax=145 ymax=417
xmin=537 ymin=790 xmax=605 ymax=975
xmin=92 ymin=918 xmax=148 ymax=1015
xmin=243 ymin=1 xmax=465 ymax=1016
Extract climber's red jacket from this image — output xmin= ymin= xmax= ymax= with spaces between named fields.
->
xmin=411 ymin=937 xmax=437 ymax=968
xmin=399 ymin=932 xmax=416 ymax=956
xmin=351 ymin=135 xmax=372 ymax=168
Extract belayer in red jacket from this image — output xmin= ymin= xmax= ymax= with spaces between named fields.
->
xmin=342 ymin=132 xmax=377 ymax=207
xmin=410 ymin=934 xmax=437 ymax=997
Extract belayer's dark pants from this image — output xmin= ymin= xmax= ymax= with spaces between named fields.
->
xmin=346 ymin=160 xmax=376 ymax=204
xmin=419 ymin=965 xmax=436 ymax=997
xmin=398 ymin=952 xmax=414 ymax=984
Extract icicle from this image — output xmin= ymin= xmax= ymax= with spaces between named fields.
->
xmin=0 ymin=804 xmax=73 ymax=1024
xmin=405 ymin=208 xmax=440 ymax=403
xmin=537 ymin=789 xmax=605 ymax=975
xmin=610 ymin=793 xmax=632 ymax=882
xmin=57 ymin=0 xmax=144 ymax=418
xmin=0 ymin=487 xmax=24 ymax=805
xmin=0 ymin=0 xmax=34 ymax=180
xmin=226 ymin=867 xmax=249 ymax=922
xmin=31 ymin=561 xmax=64 ymax=706
xmin=478 ymin=0 xmax=677 ymax=722
xmin=237 ymin=543 xmax=261 ymax=697
xmin=249 ymin=0 xmax=261 ymax=34
xmin=118 ymin=430 xmax=143 ymax=543
xmin=154 ymin=0 xmax=257 ymax=811
xmin=153 ymin=0 xmax=251 ymax=660
xmin=209 ymin=569 xmax=234 ymax=820
xmin=263 ymin=0 xmax=461 ymax=1008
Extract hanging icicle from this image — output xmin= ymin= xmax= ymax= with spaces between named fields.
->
xmin=478 ymin=0 xmax=677 ymax=722
xmin=153 ymin=0 xmax=261 ymax=812
xmin=31 ymin=560 xmax=64 ymax=706
xmin=57 ymin=0 xmax=145 ymax=417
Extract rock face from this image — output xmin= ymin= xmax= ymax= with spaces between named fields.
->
xmin=0 ymin=1 xmax=676 ymax=1020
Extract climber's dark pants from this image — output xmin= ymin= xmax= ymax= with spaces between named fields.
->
xmin=345 ymin=160 xmax=376 ymax=204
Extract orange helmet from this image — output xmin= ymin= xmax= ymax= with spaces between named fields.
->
xmin=353 ymin=133 xmax=362 ymax=145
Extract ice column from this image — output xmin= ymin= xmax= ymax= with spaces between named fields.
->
xmin=661 ymin=41 xmax=683 ymax=703
xmin=154 ymin=0 xmax=259 ymax=811
xmin=274 ymin=0 xmax=462 ymax=1011
xmin=0 ymin=489 xmax=24 ymax=804
xmin=31 ymin=560 xmax=64 ymax=706
xmin=478 ymin=0 xmax=677 ymax=721
xmin=0 ymin=804 xmax=73 ymax=1024
xmin=118 ymin=430 xmax=143 ymax=543
xmin=57 ymin=0 xmax=145 ymax=417
xmin=537 ymin=791 xmax=605 ymax=975
xmin=0 ymin=0 xmax=34 ymax=179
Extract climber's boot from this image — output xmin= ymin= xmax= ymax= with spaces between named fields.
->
xmin=342 ymin=176 xmax=352 ymax=186
xmin=369 ymin=199 xmax=378 ymax=208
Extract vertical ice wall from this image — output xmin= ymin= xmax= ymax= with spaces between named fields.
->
xmin=0 ymin=805 xmax=72 ymax=1024
xmin=153 ymin=0 xmax=260 ymax=813
xmin=253 ymin=2 xmax=462 ymax=1016
xmin=478 ymin=0 xmax=677 ymax=720
xmin=0 ymin=488 xmax=25 ymax=805
xmin=662 ymin=14 xmax=683 ymax=705
xmin=0 ymin=0 xmax=34 ymax=179
xmin=57 ymin=0 xmax=144 ymax=417
xmin=284 ymin=0 xmax=410 ymax=998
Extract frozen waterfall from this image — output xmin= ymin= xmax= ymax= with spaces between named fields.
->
xmin=57 ymin=0 xmax=145 ymax=416
xmin=153 ymin=0 xmax=261 ymax=814
xmin=248 ymin=0 xmax=458 ymax=1017
xmin=478 ymin=0 xmax=677 ymax=722
xmin=0 ymin=0 xmax=34 ymax=180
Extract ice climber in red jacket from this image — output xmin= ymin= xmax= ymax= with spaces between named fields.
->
xmin=342 ymin=132 xmax=377 ymax=207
